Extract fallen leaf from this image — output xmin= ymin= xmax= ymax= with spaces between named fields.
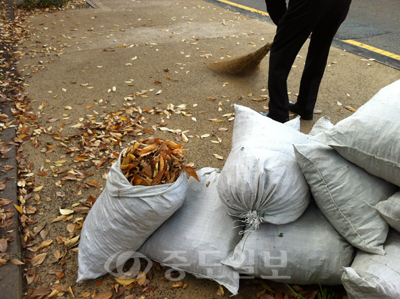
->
xmin=60 ymin=209 xmax=74 ymax=215
xmin=137 ymin=272 xmax=146 ymax=286
xmin=87 ymin=180 xmax=100 ymax=188
xmin=0 ymin=239 xmax=7 ymax=253
xmin=93 ymin=292 xmax=113 ymax=299
xmin=11 ymin=259 xmax=25 ymax=265
xmin=79 ymin=292 xmax=91 ymax=298
xmin=114 ymin=277 xmax=136 ymax=286
xmin=35 ymin=240 xmax=53 ymax=252
xmin=216 ymin=285 xmax=224 ymax=296
xmin=31 ymin=288 xmax=52 ymax=297
xmin=31 ymin=253 xmax=47 ymax=266
xmin=213 ymin=154 xmax=224 ymax=160
xmin=345 ymin=105 xmax=357 ymax=112
xmin=14 ymin=204 xmax=23 ymax=214
xmin=65 ymin=235 xmax=80 ymax=247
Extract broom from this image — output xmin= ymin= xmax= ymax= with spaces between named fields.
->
xmin=208 ymin=42 xmax=273 ymax=75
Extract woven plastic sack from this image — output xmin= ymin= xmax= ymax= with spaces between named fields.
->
xmin=217 ymin=105 xmax=313 ymax=230
xmin=139 ymin=168 xmax=241 ymax=295
xmin=222 ymin=203 xmax=355 ymax=285
xmin=313 ymin=79 xmax=400 ymax=186
xmin=77 ymin=152 xmax=188 ymax=282
xmin=342 ymin=229 xmax=400 ymax=298
xmin=375 ymin=189 xmax=400 ymax=233
xmin=294 ymin=143 xmax=398 ymax=255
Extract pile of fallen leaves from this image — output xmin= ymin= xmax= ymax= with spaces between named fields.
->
xmin=121 ymin=138 xmax=198 ymax=186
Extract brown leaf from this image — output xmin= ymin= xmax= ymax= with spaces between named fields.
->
xmin=93 ymin=292 xmax=113 ymax=299
xmin=79 ymin=292 xmax=91 ymax=298
xmin=31 ymin=288 xmax=52 ymax=297
xmin=11 ymin=259 xmax=25 ymax=265
xmin=0 ymin=239 xmax=8 ymax=253
xmin=0 ymin=198 xmax=11 ymax=207
xmin=35 ymin=240 xmax=53 ymax=252
xmin=87 ymin=180 xmax=100 ymax=188
xmin=31 ymin=253 xmax=47 ymax=266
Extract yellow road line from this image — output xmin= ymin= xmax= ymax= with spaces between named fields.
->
xmin=342 ymin=40 xmax=400 ymax=61
xmin=216 ymin=0 xmax=270 ymax=17
xmin=216 ymin=1 xmax=400 ymax=62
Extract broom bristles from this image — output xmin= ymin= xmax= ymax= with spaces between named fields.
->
xmin=208 ymin=43 xmax=273 ymax=75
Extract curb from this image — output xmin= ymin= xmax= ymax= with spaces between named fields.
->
xmin=0 ymin=1 xmax=23 ymax=298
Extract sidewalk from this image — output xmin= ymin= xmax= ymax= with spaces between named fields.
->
xmin=2 ymin=0 xmax=400 ymax=298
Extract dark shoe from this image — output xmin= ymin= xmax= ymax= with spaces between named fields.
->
xmin=289 ymin=101 xmax=313 ymax=120
xmin=259 ymin=111 xmax=288 ymax=123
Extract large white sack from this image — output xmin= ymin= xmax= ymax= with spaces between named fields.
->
xmin=139 ymin=168 xmax=241 ymax=295
xmin=313 ymin=79 xmax=400 ymax=186
xmin=342 ymin=229 xmax=400 ymax=298
xmin=77 ymin=152 xmax=188 ymax=282
xmin=375 ymin=189 xmax=400 ymax=233
xmin=294 ymin=143 xmax=398 ymax=255
xmin=217 ymin=105 xmax=312 ymax=229
xmin=308 ymin=116 xmax=334 ymax=137
xmin=222 ymin=203 xmax=355 ymax=285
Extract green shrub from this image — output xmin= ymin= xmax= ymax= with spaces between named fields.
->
xmin=22 ymin=0 xmax=70 ymax=9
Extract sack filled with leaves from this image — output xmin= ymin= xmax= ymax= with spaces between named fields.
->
xmin=77 ymin=138 xmax=196 ymax=282
xmin=222 ymin=203 xmax=355 ymax=285
xmin=217 ymin=105 xmax=314 ymax=231
xmin=119 ymin=137 xmax=197 ymax=186
xmin=139 ymin=168 xmax=242 ymax=295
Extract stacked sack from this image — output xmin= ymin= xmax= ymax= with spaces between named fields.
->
xmin=77 ymin=79 xmax=400 ymax=298
xmin=308 ymin=79 xmax=400 ymax=298
xmin=217 ymin=105 xmax=357 ymax=286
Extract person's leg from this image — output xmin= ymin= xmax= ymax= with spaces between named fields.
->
xmin=294 ymin=0 xmax=352 ymax=115
xmin=265 ymin=0 xmax=287 ymax=25
xmin=267 ymin=0 xmax=326 ymax=123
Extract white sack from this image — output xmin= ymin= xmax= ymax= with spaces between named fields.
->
xmin=308 ymin=116 xmax=334 ymax=137
xmin=77 ymin=152 xmax=188 ymax=282
xmin=294 ymin=143 xmax=398 ymax=255
xmin=217 ymin=105 xmax=312 ymax=229
xmin=375 ymin=189 xmax=400 ymax=233
xmin=342 ymin=229 xmax=400 ymax=298
xmin=139 ymin=168 xmax=241 ymax=295
xmin=222 ymin=203 xmax=355 ymax=285
xmin=313 ymin=79 xmax=400 ymax=186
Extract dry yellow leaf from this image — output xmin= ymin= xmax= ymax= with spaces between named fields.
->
xmin=345 ymin=105 xmax=357 ymax=112
xmin=114 ymin=277 xmax=136 ymax=286
xmin=213 ymin=154 xmax=223 ymax=160
xmin=60 ymin=209 xmax=74 ymax=215
xmin=52 ymin=215 xmax=67 ymax=223
xmin=216 ymin=286 xmax=224 ymax=296
xmin=65 ymin=235 xmax=80 ymax=248
xmin=137 ymin=272 xmax=146 ymax=286
xmin=14 ymin=204 xmax=23 ymax=214
xmin=35 ymin=240 xmax=53 ymax=252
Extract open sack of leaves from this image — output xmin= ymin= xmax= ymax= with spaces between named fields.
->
xmin=77 ymin=138 xmax=197 ymax=282
xmin=120 ymin=137 xmax=198 ymax=186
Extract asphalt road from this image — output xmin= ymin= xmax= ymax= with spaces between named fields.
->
xmin=214 ymin=0 xmax=400 ymax=57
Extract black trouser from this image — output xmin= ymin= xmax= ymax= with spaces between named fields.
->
xmin=266 ymin=0 xmax=351 ymax=122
